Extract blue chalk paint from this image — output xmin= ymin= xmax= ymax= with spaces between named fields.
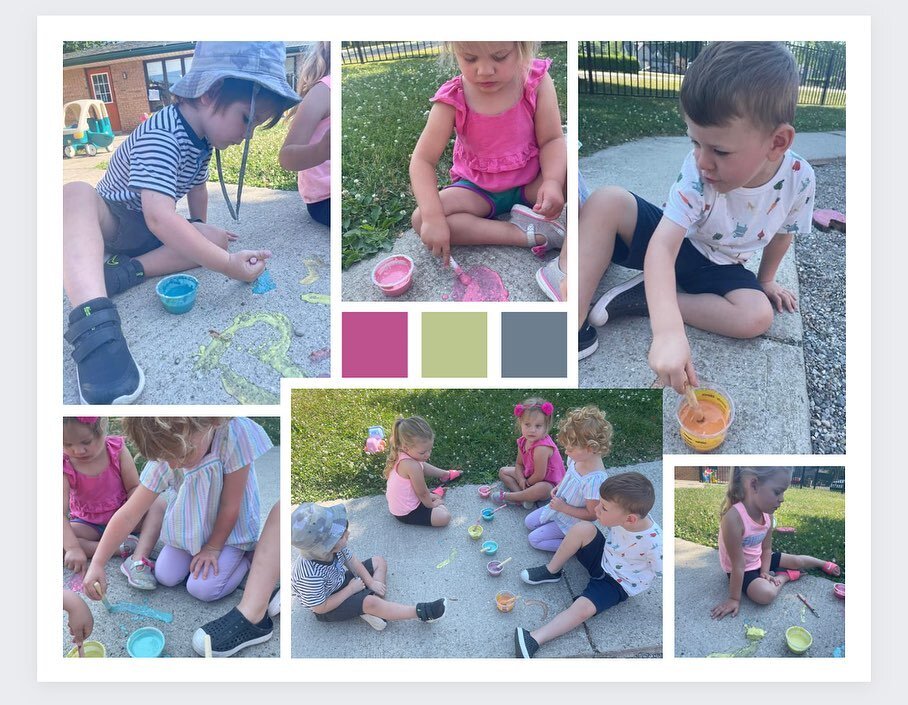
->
xmin=109 ymin=602 xmax=173 ymax=624
xmin=252 ymin=270 xmax=276 ymax=294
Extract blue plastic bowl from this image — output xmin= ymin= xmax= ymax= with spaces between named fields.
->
xmin=126 ymin=627 xmax=165 ymax=658
xmin=156 ymin=274 xmax=198 ymax=314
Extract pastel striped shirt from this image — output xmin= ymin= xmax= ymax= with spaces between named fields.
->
xmin=97 ymin=104 xmax=211 ymax=211
xmin=291 ymin=546 xmax=352 ymax=610
xmin=539 ymin=458 xmax=608 ymax=533
xmin=139 ymin=417 xmax=272 ymax=554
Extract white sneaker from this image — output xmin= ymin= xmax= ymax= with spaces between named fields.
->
xmin=267 ymin=587 xmax=280 ymax=618
xmin=360 ymin=613 xmax=388 ymax=631
xmin=535 ymin=257 xmax=565 ymax=302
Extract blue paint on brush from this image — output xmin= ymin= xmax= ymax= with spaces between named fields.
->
xmin=252 ymin=270 xmax=276 ymax=294
xmin=109 ymin=602 xmax=173 ymax=624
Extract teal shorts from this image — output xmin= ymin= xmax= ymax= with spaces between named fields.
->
xmin=445 ymin=179 xmax=531 ymax=218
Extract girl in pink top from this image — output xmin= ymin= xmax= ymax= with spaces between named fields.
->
xmin=62 ymin=417 xmax=166 ymax=590
xmin=497 ymin=397 xmax=566 ymax=509
xmin=711 ymin=466 xmax=841 ymax=620
xmin=280 ymin=42 xmax=331 ymax=226
xmin=410 ymin=42 xmax=567 ymax=268
xmin=383 ymin=416 xmax=461 ymax=528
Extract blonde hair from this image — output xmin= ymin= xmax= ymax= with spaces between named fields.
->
xmin=441 ymin=41 xmax=540 ymax=77
xmin=290 ymin=41 xmax=330 ymax=114
xmin=557 ymin=406 xmax=613 ymax=456
xmin=63 ymin=417 xmax=109 ymax=438
xmin=514 ymin=396 xmax=554 ymax=435
xmin=121 ymin=417 xmax=223 ymax=463
xmin=720 ymin=466 xmax=794 ymax=517
xmin=383 ymin=416 xmax=435 ymax=479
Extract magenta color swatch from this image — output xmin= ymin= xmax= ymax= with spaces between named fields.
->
xmin=342 ymin=312 xmax=408 ymax=378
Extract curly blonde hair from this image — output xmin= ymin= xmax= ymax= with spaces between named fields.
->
xmin=557 ymin=406 xmax=613 ymax=456
xmin=121 ymin=417 xmax=223 ymax=463
xmin=383 ymin=416 xmax=435 ymax=480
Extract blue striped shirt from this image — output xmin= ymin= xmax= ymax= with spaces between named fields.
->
xmin=97 ymin=104 xmax=211 ymax=211
xmin=291 ymin=546 xmax=353 ymax=610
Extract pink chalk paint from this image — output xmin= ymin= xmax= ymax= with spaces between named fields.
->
xmin=450 ymin=265 xmax=509 ymax=302
xmin=65 ymin=573 xmax=84 ymax=593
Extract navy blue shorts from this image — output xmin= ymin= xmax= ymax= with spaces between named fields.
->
xmin=306 ymin=198 xmax=330 ymax=227
xmin=614 ymin=193 xmax=763 ymax=297
xmin=734 ymin=550 xmax=782 ymax=595
xmin=103 ymin=199 xmax=204 ymax=257
xmin=315 ymin=558 xmax=376 ymax=622
xmin=70 ymin=517 xmax=106 ymax=535
xmin=574 ymin=529 xmax=629 ymax=615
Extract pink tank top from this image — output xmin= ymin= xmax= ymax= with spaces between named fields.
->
xmin=718 ymin=502 xmax=771 ymax=573
xmin=296 ymin=75 xmax=330 ymax=204
xmin=62 ymin=436 xmax=128 ymax=525
xmin=386 ymin=451 xmax=422 ymax=516
xmin=431 ymin=58 xmax=551 ymax=192
xmin=517 ymin=434 xmax=565 ymax=485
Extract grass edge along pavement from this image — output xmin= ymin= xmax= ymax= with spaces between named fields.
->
xmin=290 ymin=388 xmax=661 ymax=504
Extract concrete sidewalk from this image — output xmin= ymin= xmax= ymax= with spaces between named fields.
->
xmin=62 ymin=446 xmax=281 ymax=658
xmin=62 ymin=150 xmax=330 ymax=405
xmin=579 ymin=132 xmax=846 ymax=454
xmin=674 ymin=538 xmax=844 ymax=658
xmin=291 ymin=461 xmax=662 ymax=659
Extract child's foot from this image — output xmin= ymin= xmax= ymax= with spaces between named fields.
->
xmin=494 ymin=490 xmax=518 ymax=505
xmin=415 ymin=598 xmax=447 ymax=622
xmin=430 ymin=486 xmax=445 ymax=497
xmin=191 ymin=607 xmax=273 ymax=658
xmin=360 ymin=613 xmax=388 ymax=631
xmin=579 ymin=320 xmax=599 ymax=360
xmin=522 ymin=501 xmax=536 ymax=510
xmin=514 ymin=627 xmax=539 ymax=658
xmin=509 ymin=204 xmax=565 ymax=253
xmin=65 ymin=298 xmax=145 ymax=404
xmin=441 ymin=469 xmax=463 ymax=484
xmin=120 ymin=557 xmax=157 ymax=590
xmin=118 ymin=534 xmax=139 ymax=559
xmin=521 ymin=565 xmax=563 ymax=585
xmin=822 ymin=561 xmax=841 ymax=576
xmin=588 ymin=273 xmax=648 ymax=327
xmin=535 ymin=257 xmax=565 ymax=302
xmin=103 ymin=254 xmax=145 ymax=296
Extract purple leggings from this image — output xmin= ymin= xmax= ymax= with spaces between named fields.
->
xmin=154 ymin=544 xmax=251 ymax=602
xmin=525 ymin=507 xmax=566 ymax=552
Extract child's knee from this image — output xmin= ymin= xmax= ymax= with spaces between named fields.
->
xmin=411 ymin=207 xmax=422 ymax=233
xmin=740 ymin=297 xmax=774 ymax=338
xmin=154 ymin=568 xmax=187 ymax=588
xmin=372 ymin=555 xmax=387 ymax=573
xmin=498 ymin=466 xmax=511 ymax=480
xmin=432 ymin=506 xmax=451 ymax=527
xmin=567 ymin=521 xmax=598 ymax=543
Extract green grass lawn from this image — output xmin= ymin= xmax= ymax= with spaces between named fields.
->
xmin=291 ymin=388 xmax=661 ymax=503
xmin=675 ymin=484 xmax=845 ymax=581
xmin=341 ymin=43 xmax=568 ymax=269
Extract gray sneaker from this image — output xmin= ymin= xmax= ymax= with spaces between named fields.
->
xmin=588 ymin=273 xmax=648 ymax=327
xmin=120 ymin=557 xmax=157 ymax=590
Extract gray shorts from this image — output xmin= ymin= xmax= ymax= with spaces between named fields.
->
xmin=314 ymin=558 xmax=376 ymax=622
xmin=103 ymin=198 xmax=203 ymax=257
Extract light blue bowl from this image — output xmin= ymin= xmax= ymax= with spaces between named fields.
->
xmin=156 ymin=274 xmax=198 ymax=314
xmin=127 ymin=627 xmax=165 ymax=658
xmin=481 ymin=508 xmax=495 ymax=521
xmin=480 ymin=540 xmax=498 ymax=555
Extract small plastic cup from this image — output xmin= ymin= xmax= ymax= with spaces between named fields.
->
xmin=785 ymin=626 xmax=813 ymax=654
xmin=480 ymin=540 xmax=498 ymax=555
xmin=675 ymin=383 xmax=735 ymax=452
xmin=478 ymin=485 xmax=492 ymax=499
xmin=487 ymin=560 xmax=504 ymax=577
xmin=834 ymin=583 xmax=845 ymax=599
xmin=127 ymin=627 xmax=165 ymax=658
xmin=371 ymin=255 xmax=414 ymax=297
xmin=496 ymin=591 xmax=517 ymax=612
xmin=481 ymin=508 xmax=495 ymax=521
xmin=468 ymin=524 xmax=483 ymax=540
xmin=66 ymin=640 xmax=105 ymax=658
xmin=156 ymin=274 xmax=199 ymax=314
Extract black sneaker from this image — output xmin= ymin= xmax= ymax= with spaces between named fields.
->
xmin=515 ymin=627 xmax=539 ymax=659
xmin=588 ymin=273 xmax=648 ymax=326
xmin=192 ymin=607 xmax=273 ymax=657
xmin=415 ymin=598 xmax=447 ymax=622
xmin=64 ymin=298 xmax=144 ymax=404
xmin=520 ymin=565 xmax=563 ymax=585
xmin=103 ymin=254 xmax=145 ymax=296
xmin=579 ymin=320 xmax=599 ymax=360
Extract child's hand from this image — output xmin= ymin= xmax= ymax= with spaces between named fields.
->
xmin=760 ymin=279 xmax=798 ymax=313
xmin=226 ymin=250 xmax=272 ymax=282
xmin=761 ymin=571 xmax=782 ymax=586
xmin=549 ymin=496 xmax=568 ymax=513
xmin=430 ymin=494 xmax=443 ymax=507
xmin=649 ymin=332 xmax=699 ymax=394
xmin=64 ymin=546 xmax=88 ymax=575
xmin=533 ymin=179 xmax=565 ymax=220
xmin=419 ymin=217 xmax=452 ymax=267
xmin=347 ymin=577 xmax=367 ymax=596
xmin=82 ymin=565 xmax=106 ymax=602
xmin=365 ymin=578 xmax=386 ymax=597
xmin=710 ymin=598 xmax=740 ymax=620
xmin=66 ymin=597 xmax=94 ymax=646
xmin=190 ymin=546 xmax=221 ymax=580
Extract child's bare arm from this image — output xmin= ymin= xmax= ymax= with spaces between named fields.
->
xmin=346 ymin=553 xmax=386 ymax=597
xmin=645 ymin=217 xmax=699 ymax=393
xmin=758 ymin=529 xmax=776 ymax=581
xmin=280 ymin=83 xmax=330 ymax=171
xmin=526 ymin=446 xmax=552 ymax=486
xmin=409 ymin=103 xmax=456 ymax=265
xmin=62 ymin=477 xmax=87 ymax=574
xmin=532 ymin=74 xmax=566 ymax=218
xmin=189 ymin=466 xmax=249 ymax=579
xmin=63 ymin=589 xmax=93 ymax=645
xmin=757 ymin=233 xmax=797 ymax=312
xmin=186 ymin=182 xmax=208 ymax=222
xmin=118 ymin=447 xmax=141 ymax=496
xmin=400 ymin=459 xmax=439 ymax=508
xmin=711 ymin=512 xmax=745 ymax=619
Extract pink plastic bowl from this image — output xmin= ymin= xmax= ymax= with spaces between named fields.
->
xmin=834 ymin=583 xmax=845 ymax=599
xmin=371 ymin=255 xmax=414 ymax=297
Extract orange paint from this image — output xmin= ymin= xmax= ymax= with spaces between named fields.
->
xmin=679 ymin=399 xmax=728 ymax=435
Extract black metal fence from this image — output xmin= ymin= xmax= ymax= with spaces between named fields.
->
xmin=580 ymin=41 xmax=846 ymax=107
xmin=341 ymin=41 xmax=440 ymax=65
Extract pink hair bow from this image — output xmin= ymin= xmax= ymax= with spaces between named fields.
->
xmin=514 ymin=402 xmax=554 ymax=417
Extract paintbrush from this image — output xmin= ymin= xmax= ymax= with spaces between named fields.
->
xmin=490 ymin=503 xmax=508 ymax=514
xmin=448 ymin=255 xmax=473 ymax=285
xmin=496 ymin=557 xmax=513 ymax=568
xmin=684 ymin=383 xmax=705 ymax=423
xmin=94 ymin=581 xmax=112 ymax=612
xmin=797 ymin=592 xmax=819 ymax=617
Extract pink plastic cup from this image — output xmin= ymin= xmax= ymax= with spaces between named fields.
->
xmin=371 ymin=255 xmax=414 ymax=297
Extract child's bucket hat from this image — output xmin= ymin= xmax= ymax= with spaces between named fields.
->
xmin=291 ymin=503 xmax=348 ymax=559
xmin=171 ymin=42 xmax=301 ymax=221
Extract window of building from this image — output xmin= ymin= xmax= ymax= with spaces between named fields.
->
xmin=144 ymin=55 xmax=193 ymax=113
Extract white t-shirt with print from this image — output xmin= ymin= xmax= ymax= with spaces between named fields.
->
xmin=662 ymin=149 xmax=815 ymax=265
xmin=599 ymin=519 xmax=663 ymax=597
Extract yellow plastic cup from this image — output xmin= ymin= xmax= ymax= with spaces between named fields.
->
xmin=785 ymin=626 xmax=813 ymax=654
xmin=66 ymin=640 xmax=106 ymax=658
xmin=468 ymin=524 xmax=483 ymax=540
xmin=675 ymin=383 xmax=735 ymax=452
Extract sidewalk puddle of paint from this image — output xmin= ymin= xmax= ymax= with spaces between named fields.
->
xmin=65 ymin=573 xmax=84 ymax=593
xmin=252 ymin=270 xmax=276 ymax=294
xmin=309 ymin=346 xmax=331 ymax=363
xmin=436 ymin=547 xmax=458 ymax=569
xmin=109 ymin=602 xmax=173 ymax=624
xmin=523 ymin=598 xmax=549 ymax=621
xmin=707 ymin=642 xmax=759 ymax=658
xmin=299 ymin=258 xmax=322 ymax=286
xmin=301 ymin=293 xmax=330 ymax=305
xmin=450 ymin=266 xmax=509 ymax=302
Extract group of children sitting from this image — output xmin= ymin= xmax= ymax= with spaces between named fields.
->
xmin=290 ymin=398 xmax=663 ymax=658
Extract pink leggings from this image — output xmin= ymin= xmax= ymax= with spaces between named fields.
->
xmin=154 ymin=544 xmax=251 ymax=602
xmin=525 ymin=507 xmax=566 ymax=552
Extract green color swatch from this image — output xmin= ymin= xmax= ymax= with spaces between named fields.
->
xmin=422 ymin=312 xmax=487 ymax=378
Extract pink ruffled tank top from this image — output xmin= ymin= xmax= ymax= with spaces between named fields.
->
xmin=297 ymin=75 xmax=331 ymax=204
xmin=431 ymin=58 xmax=551 ymax=192
xmin=386 ymin=451 xmax=422 ymax=516
xmin=62 ymin=435 xmax=128 ymax=525
xmin=517 ymin=434 xmax=565 ymax=485
xmin=718 ymin=502 xmax=771 ymax=573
